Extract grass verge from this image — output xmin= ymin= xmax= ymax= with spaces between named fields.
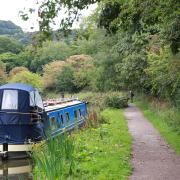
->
xmin=135 ymin=99 xmax=180 ymax=154
xmin=73 ymin=108 xmax=132 ymax=179
xmin=33 ymin=108 xmax=132 ymax=179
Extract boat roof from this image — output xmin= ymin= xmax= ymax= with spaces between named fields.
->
xmin=45 ymin=100 xmax=84 ymax=112
xmin=0 ymin=83 xmax=36 ymax=92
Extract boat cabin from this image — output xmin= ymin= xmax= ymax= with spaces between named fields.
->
xmin=0 ymin=83 xmax=45 ymax=145
xmin=0 ymin=83 xmax=87 ymax=158
xmin=45 ymin=99 xmax=87 ymax=137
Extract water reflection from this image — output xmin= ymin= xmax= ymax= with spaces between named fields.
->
xmin=0 ymin=158 xmax=33 ymax=180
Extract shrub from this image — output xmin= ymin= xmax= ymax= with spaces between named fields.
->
xmin=9 ymin=70 xmax=42 ymax=90
xmin=104 ymin=93 xmax=128 ymax=108
xmin=146 ymin=47 xmax=180 ymax=105
xmin=66 ymin=54 xmax=94 ymax=69
xmin=73 ymin=71 xmax=90 ymax=91
xmin=9 ymin=66 xmax=28 ymax=78
xmin=56 ymin=66 xmax=76 ymax=93
xmin=42 ymin=60 xmax=66 ymax=90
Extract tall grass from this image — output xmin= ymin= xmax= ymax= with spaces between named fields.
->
xmin=33 ymin=134 xmax=75 ymax=179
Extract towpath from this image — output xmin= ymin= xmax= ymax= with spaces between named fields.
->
xmin=124 ymin=105 xmax=180 ymax=180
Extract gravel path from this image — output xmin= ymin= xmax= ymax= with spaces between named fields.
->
xmin=124 ymin=105 xmax=180 ymax=180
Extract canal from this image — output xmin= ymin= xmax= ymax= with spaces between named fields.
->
xmin=0 ymin=158 xmax=33 ymax=179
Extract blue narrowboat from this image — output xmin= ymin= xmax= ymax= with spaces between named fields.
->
xmin=0 ymin=83 xmax=87 ymax=158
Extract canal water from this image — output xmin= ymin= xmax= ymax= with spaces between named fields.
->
xmin=0 ymin=158 xmax=33 ymax=179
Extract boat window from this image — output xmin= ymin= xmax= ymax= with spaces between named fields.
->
xmin=57 ymin=120 xmax=61 ymax=128
xmin=60 ymin=114 xmax=64 ymax=125
xmin=66 ymin=113 xmax=70 ymax=122
xmin=30 ymin=91 xmax=35 ymax=106
xmin=56 ymin=113 xmax=60 ymax=128
xmin=2 ymin=90 xmax=18 ymax=110
xmin=74 ymin=110 xmax=78 ymax=119
xmin=78 ymin=109 xmax=82 ymax=116
xmin=30 ymin=91 xmax=44 ymax=109
xmin=50 ymin=117 xmax=56 ymax=130
xmin=35 ymin=91 xmax=44 ymax=109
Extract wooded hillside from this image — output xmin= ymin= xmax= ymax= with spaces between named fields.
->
xmin=0 ymin=20 xmax=22 ymax=35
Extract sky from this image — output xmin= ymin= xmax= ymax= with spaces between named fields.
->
xmin=0 ymin=0 xmax=96 ymax=32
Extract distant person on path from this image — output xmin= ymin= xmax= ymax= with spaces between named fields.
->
xmin=129 ymin=90 xmax=134 ymax=103
xmin=61 ymin=92 xmax=64 ymax=99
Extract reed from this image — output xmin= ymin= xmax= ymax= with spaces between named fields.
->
xmin=33 ymin=134 xmax=75 ymax=179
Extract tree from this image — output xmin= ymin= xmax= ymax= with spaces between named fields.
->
xmin=9 ymin=71 xmax=42 ymax=90
xmin=42 ymin=54 xmax=94 ymax=91
xmin=31 ymin=41 xmax=73 ymax=72
xmin=0 ymin=36 xmax=23 ymax=54
xmin=0 ymin=20 xmax=22 ymax=35
xmin=42 ymin=60 xmax=66 ymax=90
xmin=9 ymin=66 xmax=28 ymax=78
xmin=66 ymin=54 xmax=93 ymax=69
xmin=115 ymin=52 xmax=147 ymax=90
xmin=0 ymin=52 xmax=20 ymax=72
xmin=56 ymin=66 xmax=76 ymax=93
xmin=146 ymin=46 xmax=180 ymax=104
xmin=16 ymin=45 xmax=36 ymax=71
xmin=20 ymin=0 xmax=180 ymax=105
xmin=21 ymin=0 xmax=99 ymax=33
xmin=0 ymin=61 xmax=6 ymax=85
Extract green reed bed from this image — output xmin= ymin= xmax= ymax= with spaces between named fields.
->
xmin=33 ymin=134 xmax=75 ymax=180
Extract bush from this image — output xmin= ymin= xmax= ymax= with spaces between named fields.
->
xmin=104 ymin=93 xmax=128 ymax=108
xmin=42 ymin=60 xmax=66 ymax=90
xmin=66 ymin=54 xmax=93 ymax=69
xmin=9 ymin=70 xmax=42 ymax=90
xmin=9 ymin=66 xmax=28 ymax=78
xmin=146 ymin=47 xmax=180 ymax=105
xmin=56 ymin=66 xmax=76 ymax=93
